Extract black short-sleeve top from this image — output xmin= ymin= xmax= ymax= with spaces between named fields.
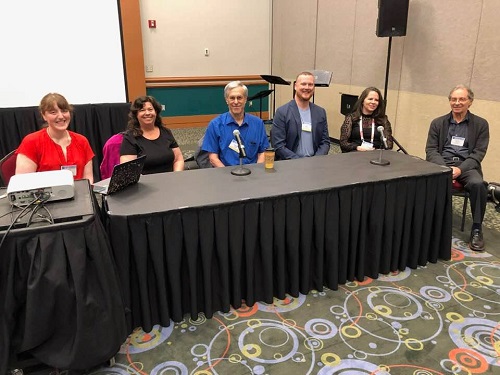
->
xmin=120 ymin=126 xmax=179 ymax=174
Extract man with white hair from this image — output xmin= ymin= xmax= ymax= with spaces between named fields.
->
xmin=202 ymin=81 xmax=269 ymax=167
xmin=426 ymin=84 xmax=489 ymax=252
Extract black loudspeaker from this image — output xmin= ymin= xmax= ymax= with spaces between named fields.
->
xmin=376 ymin=0 xmax=409 ymax=37
xmin=340 ymin=94 xmax=358 ymax=116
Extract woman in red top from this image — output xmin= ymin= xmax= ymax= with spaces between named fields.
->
xmin=15 ymin=93 xmax=95 ymax=183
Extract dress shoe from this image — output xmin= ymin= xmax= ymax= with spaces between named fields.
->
xmin=469 ymin=229 xmax=485 ymax=252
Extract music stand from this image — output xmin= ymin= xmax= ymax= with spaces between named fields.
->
xmin=260 ymin=75 xmax=291 ymax=118
xmin=248 ymin=89 xmax=274 ymax=120
xmin=310 ymin=70 xmax=333 ymax=87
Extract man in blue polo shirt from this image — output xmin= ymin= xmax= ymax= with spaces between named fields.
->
xmin=202 ymin=81 xmax=269 ymax=167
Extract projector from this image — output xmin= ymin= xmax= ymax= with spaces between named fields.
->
xmin=7 ymin=169 xmax=75 ymax=205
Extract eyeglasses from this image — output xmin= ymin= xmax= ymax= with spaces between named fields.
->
xmin=228 ymin=95 xmax=245 ymax=102
xmin=449 ymin=97 xmax=469 ymax=103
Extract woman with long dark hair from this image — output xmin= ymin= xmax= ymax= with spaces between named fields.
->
xmin=339 ymin=87 xmax=393 ymax=152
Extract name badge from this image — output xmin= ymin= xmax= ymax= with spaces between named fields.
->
xmin=302 ymin=122 xmax=312 ymax=132
xmin=61 ymin=165 xmax=77 ymax=176
xmin=451 ymin=136 xmax=465 ymax=147
xmin=361 ymin=141 xmax=374 ymax=150
xmin=229 ymin=139 xmax=240 ymax=153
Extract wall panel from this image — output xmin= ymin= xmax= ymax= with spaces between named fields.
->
xmin=316 ymin=0 xmax=356 ymax=84
xmin=350 ymin=1 xmax=405 ymax=91
xmin=271 ymin=0 xmax=318 ymax=106
xmin=399 ymin=0 xmax=482 ymax=95
xmin=139 ymin=0 xmax=271 ymax=77
xmin=471 ymin=0 xmax=500 ymax=100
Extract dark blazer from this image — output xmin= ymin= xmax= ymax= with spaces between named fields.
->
xmin=425 ymin=111 xmax=489 ymax=174
xmin=272 ymin=100 xmax=330 ymax=160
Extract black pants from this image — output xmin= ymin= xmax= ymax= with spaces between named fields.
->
xmin=456 ymin=168 xmax=487 ymax=226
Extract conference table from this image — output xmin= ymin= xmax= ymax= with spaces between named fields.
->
xmin=104 ymin=151 xmax=452 ymax=333
xmin=0 ymin=180 xmax=127 ymax=374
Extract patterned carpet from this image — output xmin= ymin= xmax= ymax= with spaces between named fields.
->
xmin=89 ymin=235 xmax=499 ymax=374
xmin=85 ymin=128 xmax=500 ymax=375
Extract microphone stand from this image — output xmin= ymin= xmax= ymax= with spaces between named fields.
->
xmin=231 ymin=149 xmax=251 ymax=176
xmin=370 ymin=146 xmax=390 ymax=166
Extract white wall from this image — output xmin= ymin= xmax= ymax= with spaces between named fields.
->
xmin=139 ymin=0 xmax=272 ymax=76
xmin=0 ymin=0 xmax=126 ymax=108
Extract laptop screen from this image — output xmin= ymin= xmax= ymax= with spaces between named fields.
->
xmin=94 ymin=155 xmax=146 ymax=195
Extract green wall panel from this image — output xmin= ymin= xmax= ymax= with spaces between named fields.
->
xmin=147 ymin=85 xmax=270 ymax=117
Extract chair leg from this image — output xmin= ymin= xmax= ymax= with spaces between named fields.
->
xmin=461 ymin=195 xmax=468 ymax=232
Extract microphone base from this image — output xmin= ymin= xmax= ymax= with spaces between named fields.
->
xmin=231 ymin=167 xmax=251 ymax=176
xmin=370 ymin=158 xmax=390 ymax=166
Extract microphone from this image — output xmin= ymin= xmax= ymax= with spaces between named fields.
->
xmin=233 ymin=129 xmax=247 ymax=158
xmin=377 ymin=126 xmax=388 ymax=150
xmin=370 ymin=125 xmax=390 ymax=166
xmin=231 ymin=129 xmax=251 ymax=176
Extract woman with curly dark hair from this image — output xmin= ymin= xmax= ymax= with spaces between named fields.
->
xmin=120 ymin=95 xmax=184 ymax=173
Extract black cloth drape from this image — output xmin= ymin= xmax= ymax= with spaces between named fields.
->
xmin=0 ymin=103 xmax=130 ymax=180
xmin=0 ymin=181 xmax=127 ymax=373
xmin=104 ymin=152 xmax=452 ymax=334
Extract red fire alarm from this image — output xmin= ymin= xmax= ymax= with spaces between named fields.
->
xmin=148 ymin=20 xmax=156 ymax=28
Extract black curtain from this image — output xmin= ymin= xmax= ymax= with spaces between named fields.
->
xmin=0 ymin=103 xmax=130 ymax=180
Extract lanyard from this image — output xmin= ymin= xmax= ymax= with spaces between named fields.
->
xmin=359 ymin=117 xmax=375 ymax=144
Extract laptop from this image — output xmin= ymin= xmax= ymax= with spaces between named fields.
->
xmin=93 ymin=155 xmax=146 ymax=195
